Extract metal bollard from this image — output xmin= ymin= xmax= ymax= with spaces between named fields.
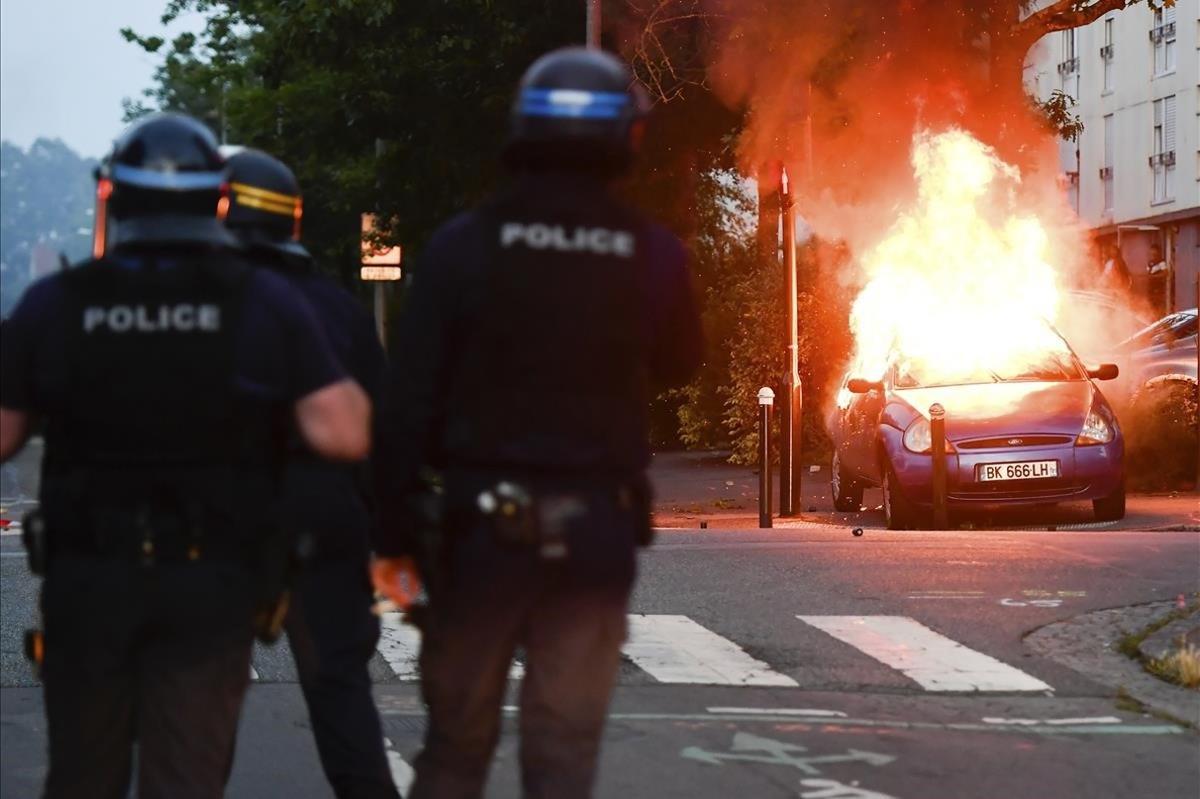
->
xmin=930 ymin=403 xmax=948 ymax=529
xmin=758 ymin=387 xmax=775 ymax=529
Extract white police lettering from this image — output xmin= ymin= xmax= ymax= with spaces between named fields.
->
xmin=82 ymin=304 xmax=221 ymax=333
xmin=499 ymin=222 xmax=635 ymax=258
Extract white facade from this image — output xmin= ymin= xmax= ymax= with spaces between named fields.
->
xmin=1025 ymin=0 xmax=1199 ymax=315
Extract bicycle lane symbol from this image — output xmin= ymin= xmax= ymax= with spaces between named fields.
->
xmin=680 ymin=731 xmax=900 ymax=798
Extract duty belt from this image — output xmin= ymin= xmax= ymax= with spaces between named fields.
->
xmin=55 ymin=505 xmax=250 ymax=565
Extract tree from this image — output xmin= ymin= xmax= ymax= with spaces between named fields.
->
xmin=0 ymin=139 xmax=96 ymax=317
xmin=124 ymin=1 xmax=585 ymax=282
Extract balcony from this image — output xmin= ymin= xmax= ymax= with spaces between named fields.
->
xmin=1149 ymin=151 xmax=1177 ymax=168
xmin=1149 ymin=22 xmax=1176 ymax=43
xmin=1099 ymin=44 xmax=1114 ymax=60
xmin=1056 ymin=56 xmax=1080 ymax=75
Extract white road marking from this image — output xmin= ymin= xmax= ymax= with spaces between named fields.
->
xmin=797 ymin=615 xmax=1052 ymax=692
xmin=249 ymin=664 xmax=258 ymax=681
xmin=384 ymin=737 xmax=414 ymax=796
xmin=477 ymin=708 xmax=1184 ymax=736
xmin=799 ymin=778 xmax=898 ymax=799
xmin=625 ymin=614 xmax=797 ymax=686
xmin=983 ymin=716 xmax=1121 ymax=726
xmin=377 ymin=612 xmax=524 ymax=680
xmin=707 ymin=707 xmax=848 ymax=718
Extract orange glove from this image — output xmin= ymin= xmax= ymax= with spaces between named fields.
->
xmin=371 ymin=556 xmax=423 ymax=611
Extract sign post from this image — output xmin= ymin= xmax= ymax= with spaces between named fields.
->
xmin=360 ymin=213 xmax=402 ymax=348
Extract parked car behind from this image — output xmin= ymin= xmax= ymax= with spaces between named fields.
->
xmin=1055 ymin=289 xmax=1150 ymax=365
xmin=1108 ymin=308 xmax=1198 ymax=406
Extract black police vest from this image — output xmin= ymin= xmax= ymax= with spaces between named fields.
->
xmin=441 ymin=185 xmax=651 ymax=475
xmin=40 ymin=254 xmax=285 ymax=543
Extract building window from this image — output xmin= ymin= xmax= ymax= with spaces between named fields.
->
xmin=1101 ymin=18 xmax=1114 ymax=93
xmin=1102 ymin=114 xmax=1114 ymax=213
xmin=1151 ymin=6 xmax=1177 ymax=76
xmin=1058 ymin=28 xmax=1080 ymax=98
xmin=1152 ymin=95 xmax=1176 ymax=204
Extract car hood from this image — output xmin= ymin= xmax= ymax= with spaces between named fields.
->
xmin=893 ymin=381 xmax=1095 ymax=440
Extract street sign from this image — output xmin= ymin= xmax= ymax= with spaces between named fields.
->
xmin=360 ymin=213 xmax=402 ymax=266
xmin=360 ymin=265 xmax=402 ymax=281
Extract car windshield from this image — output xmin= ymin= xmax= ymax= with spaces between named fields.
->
xmin=893 ymin=346 xmax=1084 ymax=388
xmin=1121 ymin=311 xmax=1199 ymax=350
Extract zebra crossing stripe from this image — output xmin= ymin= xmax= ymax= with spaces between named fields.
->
xmin=384 ymin=737 xmax=414 ymax=796
xmin=624 ymin=614 xmax=797 ymax=686
xmin=377 ymin=612 xmax=525 ymax=680
xmin=797 ymin=615 xmax=1052 ymax=692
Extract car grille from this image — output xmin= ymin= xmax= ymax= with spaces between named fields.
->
xmin=949 ymin=482 xmax=1090 ymax=501
xmin=957 ymin=435 xmax=1074 ymax=450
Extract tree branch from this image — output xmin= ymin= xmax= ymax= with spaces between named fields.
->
xmin=1011 ymin=0 xmax=1138 ymax=52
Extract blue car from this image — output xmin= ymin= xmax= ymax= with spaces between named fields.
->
xmin=830 ymin=330 xmax=1125 ymax=528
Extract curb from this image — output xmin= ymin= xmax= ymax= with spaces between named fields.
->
xmin=1026 ymin=601 xmax=1200 ymax=728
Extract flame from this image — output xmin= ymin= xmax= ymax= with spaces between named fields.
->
xmin=843 ymin=129 xmax=1064 ymax=396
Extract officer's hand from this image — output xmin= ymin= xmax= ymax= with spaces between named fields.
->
xmin=371 ymin=556 xmax=422 ymax=611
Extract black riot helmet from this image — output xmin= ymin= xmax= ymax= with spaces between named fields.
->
xmin=503 ymin=47 xmax=649 ymax=175
xmin=221 ymin=147 xmax=309 ymax=262
xmin=92 ymin=112 xmax=235 ymax=257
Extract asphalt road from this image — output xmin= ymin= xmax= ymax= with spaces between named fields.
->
xmin=2 ymin=523 xmax=1198 ymax=798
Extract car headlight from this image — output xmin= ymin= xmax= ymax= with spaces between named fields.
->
xmin=1076 ymin=408 xmax=1114 ymax=446
xmin=903 ymin=417 xmax=956 ymax=454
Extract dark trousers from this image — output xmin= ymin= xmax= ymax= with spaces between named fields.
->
xmin=40 ymin=557 xmax=255 ymax=799
xmin=411 ymin=492 xmax=637 ymax=799
xmin=285 ymin=548 xmax=398 ymax=799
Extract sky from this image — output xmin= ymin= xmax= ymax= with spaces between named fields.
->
xmin=1 ymin=0 xmax=200 ymax=159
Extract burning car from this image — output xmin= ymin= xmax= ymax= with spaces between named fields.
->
xmin=830 ymin=325 xmax=1125 ymax=528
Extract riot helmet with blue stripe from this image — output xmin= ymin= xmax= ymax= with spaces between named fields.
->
xmin=92 ymin=112 xmax=235 ymax=256
xmin=504 ymin=47 xmax=649 ymax=175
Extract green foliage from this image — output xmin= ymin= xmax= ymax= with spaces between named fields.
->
xmin=0 ymin=140 xmax=96 ymax=316
xmin=668 ymin=170 xmax=853 ymax=465
xmin=1033 ymin=90 xmax=1085 ymax=142
xmin=124 ymin=1 xmax=583 ymax=283
xmin=1125 ymin=380 xmax=1199 ymax=491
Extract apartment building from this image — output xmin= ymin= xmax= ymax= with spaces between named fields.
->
xmin=1025 ymin=0 xmax=1198 ymax=315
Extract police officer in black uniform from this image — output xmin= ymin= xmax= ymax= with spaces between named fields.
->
xmin=0 ymin=113 xmax=370 ymax=798
xmin=222 ymin=148 xmax=398 ymax=799
xmin=372 ymin=48 xmax=703 ymax=798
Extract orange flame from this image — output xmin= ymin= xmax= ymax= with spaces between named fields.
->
xmin=844 ymin=129 xmax=1064 ymax=392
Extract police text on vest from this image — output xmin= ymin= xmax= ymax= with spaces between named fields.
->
xmin=83 ymin=304 xmax=221 ymax=333
xmin=500 ymin=223 xmax=634 ymax=258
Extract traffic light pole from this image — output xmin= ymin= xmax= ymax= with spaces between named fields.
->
xmin=779 ymin=168 xmax=802 ymax=516
xmin=374 ymin=282 xmax=387 ymax=351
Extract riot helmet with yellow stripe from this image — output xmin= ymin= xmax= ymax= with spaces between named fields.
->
xmin=221 ymin=147 xmax=310 ymax=262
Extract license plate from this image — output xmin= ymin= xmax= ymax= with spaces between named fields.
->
xmin=978 ymin=460 xmax=1058 ymax=482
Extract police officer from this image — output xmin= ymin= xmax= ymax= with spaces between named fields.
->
xmin=222 ymin=148 xmax=398 ymax=799
xmin=0 ymin=113 xmax=370 ymax=798
xmin=372 ymin=48 xmax=703 ymax=798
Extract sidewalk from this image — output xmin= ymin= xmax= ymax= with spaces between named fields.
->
xmin=648 ymin=450 xmax=1200 ymax=531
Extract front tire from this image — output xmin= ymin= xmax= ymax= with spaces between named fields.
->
xmin=1093 ymin=482 xmax=1126 ymax=522
xmin=831 ymin=450 xmax=864 ymax=512
xmin=882 ymin=460 xmax=921 ymax=530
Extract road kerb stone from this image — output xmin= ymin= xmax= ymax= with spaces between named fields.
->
xmin=1026 ymin=601 xmax=1200 ymax=728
